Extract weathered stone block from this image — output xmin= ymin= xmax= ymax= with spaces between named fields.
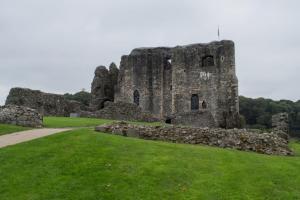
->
xmin=0 ymin=105 xmax=43 ymax=127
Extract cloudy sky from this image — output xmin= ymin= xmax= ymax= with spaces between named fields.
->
xmin=0 ymin=0 xmax=299 ymax=105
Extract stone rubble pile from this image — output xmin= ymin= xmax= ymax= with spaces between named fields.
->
xmin=0 ymin=105 xmax=43 ymax=127
xmin=95 ymin=122 xmax=293 ymax=156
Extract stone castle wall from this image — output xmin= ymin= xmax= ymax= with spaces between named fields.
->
xmin=171 ymin=41 xmax=239 ymax=128
xmin=80 ymin=101 xmax=159 ymax=122
xmin=115 ymin=48 xmax=172 ymax=118
xmin=90 ymin=63 xmax=119 ymax=110
xmin=114 ymin=40 xmax=239 ymax=128
xmin=5 ymin=87 xmax=85 ymax=116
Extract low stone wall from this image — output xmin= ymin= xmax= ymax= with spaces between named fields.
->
xmin=81 ymin=101 xmax=159 ymax=122
xmin=95 ymin=122 xmax=293 ymax=156
xmin=0 ymin=105 xmax=43 ymax=127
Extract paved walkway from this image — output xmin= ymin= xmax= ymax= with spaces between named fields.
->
xmin=0 ymin=128 xmax=72 ymax=148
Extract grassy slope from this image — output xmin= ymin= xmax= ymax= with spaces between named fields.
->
xmin=0 ymin=128 xmax=300 ymax=200
xmin=0 ymin=124 xmax=30 ymax=136
xmin=43 ymin=116 xmax=162 ymax=128
xmin=43 ymin=116 xmax=114 ymax=128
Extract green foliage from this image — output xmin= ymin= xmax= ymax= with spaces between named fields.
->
xmin=64 ymin=91 xmax=92 ymax=106
xmin=0 ymin=124 xmax=30 ymax=136
xmin=0 ymin=128 xmax=300 ymax=199
xmin=239 ymin=96 xmax=300 ymax=136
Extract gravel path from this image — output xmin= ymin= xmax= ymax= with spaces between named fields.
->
xmin=0 ymin=128 xmax=72 ymax=148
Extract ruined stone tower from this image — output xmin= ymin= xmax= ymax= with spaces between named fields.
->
xmin=114 ymin=40 xmax=239 ymax=128
xmin=90 ymin=63 xmax=119 ymax=110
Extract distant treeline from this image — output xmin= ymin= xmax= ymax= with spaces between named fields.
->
xmin=64 ymin=91 xmax=91 ymax=106
xmin=64 ymin=91 xmax=300 ymax=136
xmin=240 ymin=96 xmax=300 ymax=136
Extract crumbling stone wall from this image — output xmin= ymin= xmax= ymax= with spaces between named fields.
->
xmin=95 ymin=122 xmax=293 ymax=156
xmin=0 ymin=105 xmax=43 ymax=127
xmin=81 ymin=101 xmax=159 ymax=122
xmin=272 ymin=113 xmax=289 ymax=139
xmin=90 ymin=63 xmax=119 ymax=110
xmin=5 ymin=87 xmax=84 ymax=116
xmin=115 ymin=48 xmax=172 ymax=118
xmin=170 ymin=110 xmax=216 ymax=127
xmin=114 ymin=40 xmax=239 ymax=128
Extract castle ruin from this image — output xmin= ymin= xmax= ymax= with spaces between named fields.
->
xmin=92 ymin=40 xmax=240 ymax=128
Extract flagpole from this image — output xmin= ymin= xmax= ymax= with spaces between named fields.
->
xmin=218 ymin=25 xmax=220 ymax=40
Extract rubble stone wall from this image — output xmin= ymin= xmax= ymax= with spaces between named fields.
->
xmin=170 ymin=110 xmax=216 ymax=127
xmin=272 ymin=113 xmax=289 ymax=133
xmin=95 ymin=122 xmax=293 ymax=156
xmin=272 ymin=113 xmax=289 ymax=139
xmin=0 ymin=105 xmax=43 ymax=127
xmin=5 ymin=87 xmax=84 ymax=116
xmin=90 ymin=63 xmax=119 ymax=110
xmin=80 ymin=101 xmax=159 ymax=122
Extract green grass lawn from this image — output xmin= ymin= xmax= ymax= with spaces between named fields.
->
xmin=0 ymin=127 xmax=300 ymax=200
xmin=43 ymin=116 xmax=114 ymax=128
xmin=0 ymin=124 xmax=30 ymax=136
xmin=43 ymin=116 xmax=162 ymax=128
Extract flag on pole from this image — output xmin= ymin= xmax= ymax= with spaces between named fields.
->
xmin=218 ymin=26 xmax=220 ymax=40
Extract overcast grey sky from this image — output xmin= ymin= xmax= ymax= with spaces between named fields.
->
xmin=0 ymin=0 xmax=299 ymax=105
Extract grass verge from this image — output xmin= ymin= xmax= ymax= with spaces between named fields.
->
xmin=0 ymin=128 xmax=300 ymax=199
xmin=0 ymin=124 xmax=31 ymax=136
xmin=43 ymin=116 xmax=162 ymax=128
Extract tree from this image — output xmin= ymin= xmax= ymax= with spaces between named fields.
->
xmin=64 ymin=91 xmax=92 ymax=106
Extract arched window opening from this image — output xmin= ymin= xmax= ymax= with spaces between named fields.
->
xmin=164 ymin=56 xmax=172 ymax=70
xmin=99 ymin=99 xmax=111 ymax=110
xmin=191 ymin=94 xmax=199 ymax=110
xmin=202 ymin=100 xmax=207 ymax=109
xmin=133 ymin=90 xmax=140 ymax=106
xmin=202 ymin=55 xmax=214 ymax=67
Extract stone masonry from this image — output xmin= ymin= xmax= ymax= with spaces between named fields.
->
xmin=90 ymin=63 xmax=119 ymax=110
xmin=114 ymin=40 xmax=239 ymax=128
xmin=95 ymin=122 xmax=293 ymax=156
xmin=80 ymin=101 xmax=159 ymax=122
xmin=5 ymin=87 xmax=85 ymax=116
xmin=0 ymin=105 xmax=43 ymax=127
xmin=272 ymin=113 xmax=289 ymax=139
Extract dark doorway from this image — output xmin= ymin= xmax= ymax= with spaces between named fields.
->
xmin=165 ymin=118 xmax=172 ymax=124
xmin=133 ymin=90 xmax=140 ymax=106
xmin=191 ymin=94 xmax=199 ymax=110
